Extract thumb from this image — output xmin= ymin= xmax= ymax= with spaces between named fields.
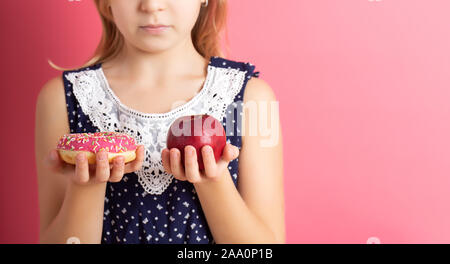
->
xmin=46 ymin=149 xmax=60 ymax=168
xmin=222 ymin=144 xmax=239 ymax=162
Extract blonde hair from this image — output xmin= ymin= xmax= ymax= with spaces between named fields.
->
xmin=49 ymin=0 xmax=229 ymax=71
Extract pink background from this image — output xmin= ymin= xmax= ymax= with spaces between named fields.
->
xmin=1 ymin=0 xmax=450 ymax=243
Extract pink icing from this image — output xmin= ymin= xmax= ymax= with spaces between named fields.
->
xmin=56 ymin=132 xmax=137 ymax=153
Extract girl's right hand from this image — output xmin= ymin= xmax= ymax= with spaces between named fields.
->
xmin=45 ymin=145 xmax=145 ymax=185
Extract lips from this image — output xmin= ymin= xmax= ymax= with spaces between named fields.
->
xmin=141 ymin=24 xmax=170 ymax=28
xmin=140 ymin=24 xmax=170 ymax=34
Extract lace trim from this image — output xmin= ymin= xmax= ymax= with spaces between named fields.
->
xmin=98 ymin=66 xmax=213 ymax=120
xmin=65 ymin=65 xmax=247 ymax=195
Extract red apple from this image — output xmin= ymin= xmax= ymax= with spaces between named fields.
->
xmin=166 ymin=114 xmax=226 ymax=171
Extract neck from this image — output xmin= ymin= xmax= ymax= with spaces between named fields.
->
xmin=103 ymin=36 xmax=208 ymax=87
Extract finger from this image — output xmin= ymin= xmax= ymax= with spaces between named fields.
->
xmin=201 ymin=145 xmax=218 ymax=179
xmin=74 ymin=152 xmax=89 ymax=184
xmin=47 ymin=149 xmax=75 ymax=175
xmin=47 ymin=149 xmax=73 ymax=175
xmin=124 ymin=145 xmax=145 ymax=173
xmin=45 ymin=149 xmax=61 ymax=170
xmin=170 ymin=148 xmax=186 ymax=181
xmin=95 ymin=150 xmax=110 ymax=183
xmin=161 ymin=148 xmax=172 ymax=174
xmin=109 ymin=156 xmax=125 ymax=183
xmin=216 ymin=144 xmax=240 ymax=171
xmin=184 ymin=146 xmax=201 ymax=183
xmin=223 ymin=143 xmax=240 ymax=162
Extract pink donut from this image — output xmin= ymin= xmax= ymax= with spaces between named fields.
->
xmin=56 ymin=132 xmax=138 ymax=165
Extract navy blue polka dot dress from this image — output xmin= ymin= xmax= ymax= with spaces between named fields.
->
xmin=62 ymin=56 xmax=260 ymax=244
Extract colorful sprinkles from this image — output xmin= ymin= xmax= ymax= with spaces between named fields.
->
xmin=56 ymin=132 xmax=137 ymax=153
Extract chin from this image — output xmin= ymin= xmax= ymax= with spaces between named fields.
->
xmin=134 ymin=43 xmax=171 ymax=54
xmin=134 ymin=38 xmax=174 ymax=52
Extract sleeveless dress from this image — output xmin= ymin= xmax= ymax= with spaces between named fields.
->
xmin=62 ymin=56 xmax=260 ymax=244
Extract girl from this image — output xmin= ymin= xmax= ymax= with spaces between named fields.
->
xmin=35 ymin=0 xmax=285 ymax=244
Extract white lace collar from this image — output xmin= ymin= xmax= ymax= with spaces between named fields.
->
xmin=65 ymin=61 xmax=247 ymax=195
xmin=97 ymin=64 xmax=213 ymax=120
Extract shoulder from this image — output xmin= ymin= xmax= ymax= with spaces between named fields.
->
xmin=37 ymin=75 xmax=65 ymax=112
xmin=37 ymin=75 xmax=64 ymax=106
xmin=243 ymin=77 xmax=277 ymax=103
xmin=41 ymin=75 xmax=64 ymax=92
xmin=36 ymin=75 xmax=69 ymax=131
xmin=37 ymin=62 xmax=100 ymax=109
xmin=210 ymin=56 xmax=275 ymax=101
xmin=58 ymin=63 xmax=102 ymax=86
xmin=240 ymin=76 xmax=282 ymax=148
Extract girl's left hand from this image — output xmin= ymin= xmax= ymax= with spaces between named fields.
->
xmin=161 ymin=143 xmax=240 ymax=184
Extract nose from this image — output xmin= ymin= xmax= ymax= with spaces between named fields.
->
xmin=140 ymin=0 xmax=165 ymax=13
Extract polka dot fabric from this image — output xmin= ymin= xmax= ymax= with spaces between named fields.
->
xmin=62 ymin=56 xmax=260 ymax=244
